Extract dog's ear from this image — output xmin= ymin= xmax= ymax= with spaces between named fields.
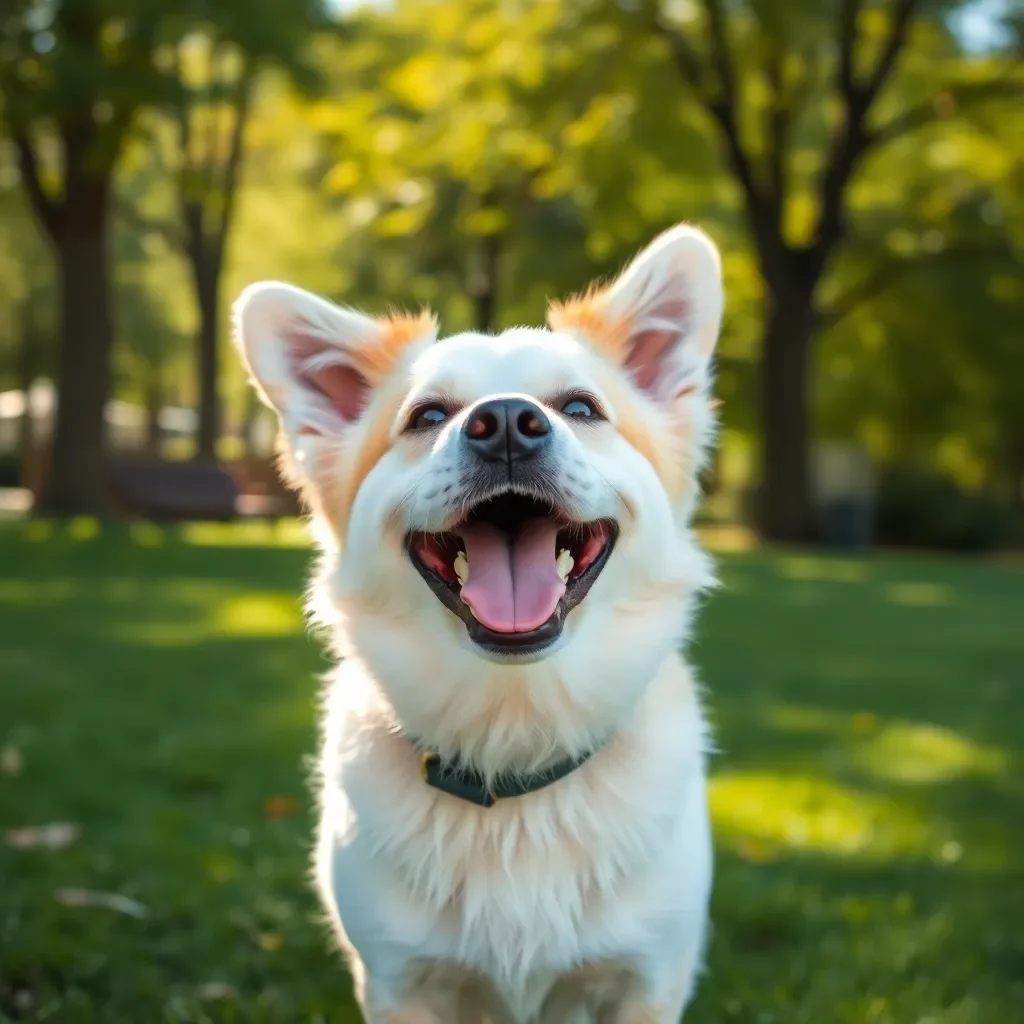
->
xmin=233 ymin=282 xmax=436 ymax=440
xmin=548 ymin=225 xmax=723 ymax=403
xmin=232 ymin=283 xmax=436 ymax=515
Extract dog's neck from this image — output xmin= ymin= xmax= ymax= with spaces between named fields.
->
xmin=355 ymin=654 xmax=647 ymax=781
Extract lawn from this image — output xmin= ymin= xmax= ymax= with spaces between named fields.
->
xmin=1 ymin=519 xmax=1022 ymax=1024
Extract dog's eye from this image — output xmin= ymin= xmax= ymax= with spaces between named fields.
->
xmin=561 ymin=397 xmax=598 ymax=419
xmin=409 ymin=405 xmax=448 ymax=430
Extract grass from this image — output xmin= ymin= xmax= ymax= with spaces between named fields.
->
xmin=1 ymin=519 xmax=1022 ymax=1023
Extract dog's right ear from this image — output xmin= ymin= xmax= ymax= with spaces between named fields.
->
xmin=233 ymin=282 xmax=435 ymax=441
xmin=232 ymin=283 xmax=436 ymax=509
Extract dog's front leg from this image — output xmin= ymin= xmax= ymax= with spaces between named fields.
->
xmin=599 ymin=945 xmax=703 ymax=1024
xmin=358 ymin=974 xmax=460 ymax=1024
xmin=354 ymin=958 xmax=478 ymax=1024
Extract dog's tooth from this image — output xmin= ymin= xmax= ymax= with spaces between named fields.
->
xmin=556 ymin=547 xmax=574 ymax=583
xmin=453 ymin=551 xmax=469 ymax=586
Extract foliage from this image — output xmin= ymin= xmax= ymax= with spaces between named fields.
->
xmin=1 ymin=523 xmax=1023 ymax=1020
xmin=0 ymin=173 xmax=54 ymax=392
xmin=0 ymin=0 xmax=1021 ymax=523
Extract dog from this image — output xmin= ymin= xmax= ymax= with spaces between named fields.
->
xmin=232 ymin=224 xmax=723 ymax=1023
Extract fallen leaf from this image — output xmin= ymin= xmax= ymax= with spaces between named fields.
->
xmin=736 ymin=839 xmax=774 ymax=863
xmin=6 ymin=822 xmax=80 ymax=850
xmin=1 ymin=744 xmax=23 ymax=776
xmin=54 ymin=888 xmax=148 ymax=918
xmin=263 ymin=795 xmax=298 ymax=819
xmin=198 ymin=982 xmax=238 ymax=1002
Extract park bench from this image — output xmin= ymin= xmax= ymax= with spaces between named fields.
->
xmin=109 ymin=458 xmax=239 ymax=522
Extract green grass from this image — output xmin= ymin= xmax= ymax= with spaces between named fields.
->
xmin=1 ymin=520 xmax=1022 ymax=1023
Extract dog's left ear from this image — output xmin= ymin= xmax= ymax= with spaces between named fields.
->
xmin=548 ymin=225 xmax=723 ymax=403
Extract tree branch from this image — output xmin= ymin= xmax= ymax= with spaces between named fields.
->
xmin=211 ymin=64 xmax=255 ymax=268
xmin=170 ymin=42 xmax=194 ymax=214
xmin=654 ymin=0 xmax=784 ymax=271
xmin=867 ymin=77 xmax=1024 ymax=149
xmin=201 ymin=41 xmax=228 ymax=207
xmin=811 ymin=0 xmax=922 ymax=275
xmin=762 ymin=42 xmax=788 ymax=215
xmin=11 ymin=130 xmax=62 ymax=238
xmin=703 ymin=0 xmax=736 ymax=108
xmin=837 ymin=0 xmax=862 ymax=97
xmin=861 ymin=0 xmax=920 ymax=107
xmin=652 ymin=7 xmax=705 ymax=95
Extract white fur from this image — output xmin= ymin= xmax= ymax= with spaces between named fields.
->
xmin=233 ymin=225 xmax=724 ymax=1022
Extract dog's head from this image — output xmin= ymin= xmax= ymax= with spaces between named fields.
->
xmin=234 ymin=225 xmax=722 ymax=758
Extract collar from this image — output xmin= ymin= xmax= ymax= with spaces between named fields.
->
xmin=416 ymin=744 xmax=600 ymax=808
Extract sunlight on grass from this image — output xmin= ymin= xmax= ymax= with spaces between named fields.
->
xmin=129 ymin=522 xmax=168 ymax=547
xmin=851 ymin=722 xmax=1008 ymax=784
xmin=709 ymin=771 xmax=929 ymax=859
xmin=885 ymin=582 xmax=954 ymax=606
xmin=696 ymin=524 xmax=757 ymax=553
xmin=179 ymin=520 xmax=311 ymax=549
xmin=775 ymin=556 xmax=868 ymax=583
xmin=107 ymin=583 xmax=303 ymax=646
xmin=766 ymin=705 xmax=847 ymax=734
xmin=0 ymin=580 xmax=78 ymax=606
xmin=67 ymin=516 xmax=101 ymax=541
xmin=21 ymin=519 xmax=53 ymax=542
xmin=214 ymin=595 xmax=304 ymax=637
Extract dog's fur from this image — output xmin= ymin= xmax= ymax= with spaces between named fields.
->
xmin=233 ymin=225 xmax=724 ymax=1023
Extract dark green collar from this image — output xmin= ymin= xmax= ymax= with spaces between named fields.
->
xmin=417 ymin=745 xmax=598 ymax=808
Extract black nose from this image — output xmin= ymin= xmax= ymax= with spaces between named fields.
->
xmin=463 ymin=397 xmax=552 ymax=464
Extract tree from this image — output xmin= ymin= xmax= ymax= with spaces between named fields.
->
xmin=120 ymin=37 xmax=256 ymax=460
xmin=647 ymin=0 xmax=1024 ymax=540
xmin=0 ymin=152 xmax=55 ymax=463
xmin=112 ymin=196 xmax=192 ymax=456
xmin=1 ymin=3 xmax=162 ymax=512
xmin=312 ymin=0 xmax=714 ymax=333
xmin=0 ymin=0 xmax=327 ymax=513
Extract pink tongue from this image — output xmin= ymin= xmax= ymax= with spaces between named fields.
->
xmin=458 ymin=518 xmax=565 ymax=633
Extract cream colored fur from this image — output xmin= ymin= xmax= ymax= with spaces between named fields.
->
xmin=233 ymin=225 xmax=724 ymax=1022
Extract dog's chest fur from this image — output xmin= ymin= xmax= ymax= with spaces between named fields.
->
xmin=315 ymin=656 xmax=711 ymax=1020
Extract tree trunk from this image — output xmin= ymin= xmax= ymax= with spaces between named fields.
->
xmin=193 ymin=264 xmax=221 ymax=462
xmin=1009 ymin=433 xmax=1024 ymax=519
xmin=15 ymin=304 xmax=38 ymax=466
xmin=144 ymin=369 xmax=163 ymax=457
xmin=41 ymin=230 xmax=114 ymax=515
xmin=469 ymin=229 xmax=502 ymax=333
xmin=757 ymin=293 xmax=816 ymax=543
xmin=16 ymin=396 xmax=35 ymax=470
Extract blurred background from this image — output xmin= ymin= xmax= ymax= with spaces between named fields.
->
xmin=1 ymin=1 xmax=1023 ymax=1022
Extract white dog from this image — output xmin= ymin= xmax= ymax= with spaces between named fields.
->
xmin=233 ymin=224 xmax=723 ymax=1023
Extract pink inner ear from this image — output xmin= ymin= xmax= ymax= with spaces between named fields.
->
xmin=303 ymin=363 xmax=369 ymax=423
xmin=623 ymin=295 xmax=689 ymax=394
xmin=290 ymin=329 xmax=369 ymax=428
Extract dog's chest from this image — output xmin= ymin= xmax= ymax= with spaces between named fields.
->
xmin=330 ymin=746 xmax=687 ymax=991
xmin=345 ymin=793 xmax=673 ymax=1019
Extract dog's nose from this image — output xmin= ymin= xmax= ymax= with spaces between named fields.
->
xmin=463 ymin=397 xmax=552 ymax=464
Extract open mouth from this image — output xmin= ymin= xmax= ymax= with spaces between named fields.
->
xmin=407 ymin=493 xmax=618 ymax=656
